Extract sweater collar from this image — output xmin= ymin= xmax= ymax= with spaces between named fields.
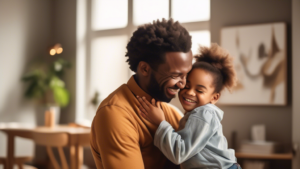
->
xmin=127 ymin=75 xmax=153 ymax=102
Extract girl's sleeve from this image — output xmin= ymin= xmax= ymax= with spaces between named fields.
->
xmin=153 ymin=108 xmax=216 ymax=165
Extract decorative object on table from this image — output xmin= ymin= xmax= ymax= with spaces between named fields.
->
xmin=44 ymin=108 xmax=55 ymax=128
xmin=251 ymin=124 xmax=266 ymax=142
xmin=219 ymin=22 xmax=287 ymax=105
xmin=239 ymin=140 xmax=282 ymax=154
xmin=239 ymin=124 xmax=282 ymax=154
xmin=21 ymin=44 xmax=71 ymax=125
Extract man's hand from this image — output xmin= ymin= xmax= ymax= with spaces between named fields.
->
xmin=137 ymin=96 xmax=165 ymax=126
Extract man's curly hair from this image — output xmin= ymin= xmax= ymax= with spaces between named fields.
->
xmin=126 ymin=18 xmax=192 ymax=72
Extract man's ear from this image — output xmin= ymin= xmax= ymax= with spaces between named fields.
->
xmin=210 ymin=93 xmax=220 ymax=104
xmin=137 ymin=61 xmax=151 ymax=77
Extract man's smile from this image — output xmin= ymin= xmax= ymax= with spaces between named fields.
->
xmin=167 ymin=87 xmax=180 ymax=96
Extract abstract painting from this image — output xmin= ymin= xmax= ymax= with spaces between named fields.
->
xmin=218 ymin=22 xmax=287 ymax=105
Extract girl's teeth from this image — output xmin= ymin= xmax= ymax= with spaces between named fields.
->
xmin=185 ymin=98 xmax=195 ymax=103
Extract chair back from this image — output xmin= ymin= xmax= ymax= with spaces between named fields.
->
xmin=32 ymin=132 xmax=69 ymax=147
xmin=32 ymin=132 xmax=69 ymax=169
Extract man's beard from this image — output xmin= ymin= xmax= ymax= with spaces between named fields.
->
xmin=147 ymin=73 xmax=172 ymax=103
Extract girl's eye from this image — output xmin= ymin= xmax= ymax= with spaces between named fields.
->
xmin=196 ymin=90 xmax=203 ymax=93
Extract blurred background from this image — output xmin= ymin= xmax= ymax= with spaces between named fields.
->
xmin=0 ymin=0 xmax=300 ymax=169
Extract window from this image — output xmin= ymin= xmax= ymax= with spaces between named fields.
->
xmin=76 ymin=0 xmax=211 ymax=122
xmin=172 ymin=0 xmax=210 ymax=23
xmin=133 ymin=0 xmax=169 ymax=25
xmin=92 ymin=0 xmax=128 ymax=30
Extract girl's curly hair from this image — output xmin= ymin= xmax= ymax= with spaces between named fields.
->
xmin=193 ymin=43 xmax=237 ymax=93
xmin=126 ymin=18 xmax=192 ymax=72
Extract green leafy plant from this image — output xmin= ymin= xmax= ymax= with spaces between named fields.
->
xmin=21 ymin=58 xmax=71 ymax=107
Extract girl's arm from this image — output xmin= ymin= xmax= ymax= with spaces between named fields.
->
xmin=137 ymin=97 xmax=216 ymax=164
xmin=154 ymin=117 xmax=214 ymax=165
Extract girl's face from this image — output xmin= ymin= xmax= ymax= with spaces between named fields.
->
xmin=179 ymin=68 xmax=220 ymax=112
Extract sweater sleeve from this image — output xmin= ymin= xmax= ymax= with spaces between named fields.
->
xmin=154 ymin=108 xmax=215 ymax=165
xmin=90 ymin=105 xmax=144 ymax=169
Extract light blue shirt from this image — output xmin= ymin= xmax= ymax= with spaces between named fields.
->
xmin=154 ymin=104 xmax=236 ymax=169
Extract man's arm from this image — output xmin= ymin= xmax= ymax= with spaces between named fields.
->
xmin=90 ymin=105 xmax=144 ymax=169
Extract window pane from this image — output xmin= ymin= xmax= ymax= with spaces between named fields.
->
xmin=172 ymin=0 xmax=210 ymax=23
xmin=133 ymin=0 xmax=169 ymax=25
xmin=190 ymin=31 xmax=210 ymax=56
xmin=90 ymin=35 xmax=129 ymax=111
xmin=92 ymin=0 xmax=128 ymax=30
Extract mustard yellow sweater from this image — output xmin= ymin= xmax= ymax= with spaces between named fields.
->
xmin=90 ymin=76 xmax=182 ymax=169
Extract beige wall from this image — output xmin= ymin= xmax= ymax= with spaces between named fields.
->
xmin=0 ymin=0 xmax=81 ymax=164
xmin=210 ymin=0 xmax=292 ymax=150
xmin=292 ymin=0 xmax=300 ymax=168
xmin=0 ymin=0 xmax=52 ymax=159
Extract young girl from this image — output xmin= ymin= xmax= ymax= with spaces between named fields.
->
xmin=137 ymin=43 xmax=241 ymax=169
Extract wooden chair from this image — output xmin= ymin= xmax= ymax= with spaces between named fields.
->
xmin=0 ymin=130 xmax=36 ymax=169
xmin=0 ymin=157 xmax=37 ymax=169
xmin=32 ymin=132 xmax=69 ymax=169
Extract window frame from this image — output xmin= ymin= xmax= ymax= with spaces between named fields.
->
xmin=76 ymin=0 xmax=211 ymax=122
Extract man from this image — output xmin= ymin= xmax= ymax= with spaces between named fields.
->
xmin=90 ymin=18 xmax=193 ymax=169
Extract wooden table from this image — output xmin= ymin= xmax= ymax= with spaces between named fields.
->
xmin=235 ymin=152 xmax=293 ymax=160
xmin=235 ymin=152 xmax=293 ymax=169
xmin=0 ymin=123 xmax=90 ymax=169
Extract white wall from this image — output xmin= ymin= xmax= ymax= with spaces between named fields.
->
xmin=0 ymin=0 xmax=52 ymax=159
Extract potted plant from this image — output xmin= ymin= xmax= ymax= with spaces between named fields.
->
xmin=21 ymin=58 xmax=71 ymax=125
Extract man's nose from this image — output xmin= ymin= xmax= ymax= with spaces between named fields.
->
xmin=177 ymin=77 xmax=186 ymax=89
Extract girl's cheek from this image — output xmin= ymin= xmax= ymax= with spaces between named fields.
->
xmin=179 ymin=89 xmax=184 ymax=96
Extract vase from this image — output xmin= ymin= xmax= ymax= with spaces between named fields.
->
xmin=36 ymin=105 xmax=61 ymax=126
xmin=49 ymin=106 xmax=60 ymax=124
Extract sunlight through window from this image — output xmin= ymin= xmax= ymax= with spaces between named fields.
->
xmin=133 ymin=0 xmax=169 ymax=25
xmin=190 ymin=31 xmax=211 ymax=57
xmin=172 ymin=0 xmax=210 ymax=23
xmin=92 ymin=0 xmax=128 ymax=30
xmin=90 ymin=35 xmax=129 ymax=102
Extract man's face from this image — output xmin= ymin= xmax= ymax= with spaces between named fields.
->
xmin=146 ymin=51 xmax=193 ymax=102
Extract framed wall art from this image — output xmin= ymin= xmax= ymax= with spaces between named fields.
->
xmin=218 ymin=22 xmax=287 ymax=105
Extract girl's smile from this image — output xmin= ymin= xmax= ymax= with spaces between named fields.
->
xmin=179 ymin=68 xmax=220 ymax=112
